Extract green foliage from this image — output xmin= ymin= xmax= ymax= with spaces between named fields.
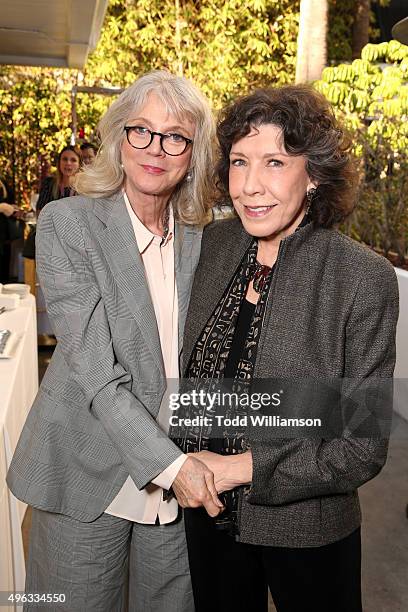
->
xmin=328 ymin=0 xmax=355 ymax=62
xmin=0 ymin=0 xmax=300 ymax=202
xmin=85 ymin=0 xmax=300 ymax=107
xmin=327 ymin=0 xmax=391 ymax=63
xmin=315 ymin=40 xmax=408 ymax=263
xmin=0 ymin=67 xmax=77 ymax=203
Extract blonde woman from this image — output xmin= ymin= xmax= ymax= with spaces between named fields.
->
xmin=36 ymin=145 xmax=81 ymax=213
xmin=8 ymin=71 xmax=220 ymax=612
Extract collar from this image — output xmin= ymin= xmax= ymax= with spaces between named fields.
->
xmin=123 ymin=191 xmax=174 ymax=254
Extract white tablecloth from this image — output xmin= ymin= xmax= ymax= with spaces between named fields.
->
xmin=0 ymin=295 xmax=38 ymax=609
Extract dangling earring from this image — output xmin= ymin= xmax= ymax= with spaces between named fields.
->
xmin=305 ymin=187 xmax=317 ymax=215
xmin=185 ymin=169 xmax=193 ymax=182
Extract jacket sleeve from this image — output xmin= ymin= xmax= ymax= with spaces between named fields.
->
xmin=247 ymin=257 xmax=399 ymax=506
xmin=36 ymin=204 xmax=182 ymax=490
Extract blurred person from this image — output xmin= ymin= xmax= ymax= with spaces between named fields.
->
xmin=7 ymin=70 xmax=219 ymax=612
xmin=23 ymin=147 xmax=80 ymax=262
xmin=0 ymin=200 xmax=14 ymax=282
xmin=0 ymin=176 xmax=24 ymax=282
xmin=36 ymin=145 xmax=81 ymax=214
xmin=80 ymin=142 xmax=97 ymax=165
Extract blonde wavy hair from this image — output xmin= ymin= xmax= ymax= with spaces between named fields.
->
xmin=75 ymin=70 xmax=215 ymax=225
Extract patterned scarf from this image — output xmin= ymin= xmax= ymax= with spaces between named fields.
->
xmin=174 ymin=239 xmax=274 ymax=535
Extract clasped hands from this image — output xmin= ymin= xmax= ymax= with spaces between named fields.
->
xmin=172 ymin=450 xmax=253 ymax=517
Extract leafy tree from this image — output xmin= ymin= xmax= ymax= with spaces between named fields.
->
xmin=327 ymin=0 xmax=390 ymax=62
xmin=84 ymin=0 xmax=300 ymax=107
xmin=352 ymin=0 xmax=371 ymax=59
xmin=3 ymin=0 xmax=398 ymax=225
xmin=0 ymin=66 xmax=77 ymax=203
xmin=315 ymin=40 xmax=408 ymax=263
xmin=0 ymin=0 xmax=301 ymax=203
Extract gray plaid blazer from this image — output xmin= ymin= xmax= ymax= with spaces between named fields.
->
xmin=7 ymin=192 xmax=202 ymax=521
xmin=183 ymin=217 xmax=399 ymax=547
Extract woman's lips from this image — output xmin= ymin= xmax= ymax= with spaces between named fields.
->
xmin=243 ymin=205 xmax=276 ymax=218
xmin=141 ymin=164 xmax=165 ymax=175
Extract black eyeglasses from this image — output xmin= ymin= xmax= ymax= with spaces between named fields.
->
xmin=124 ymin=126 xmax=193 ymax=156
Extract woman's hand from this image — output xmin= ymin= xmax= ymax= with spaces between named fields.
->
xmin=190 ymin=450 xmax=253 ymax=493
xmin=172 ymin=455 xmax=224 ymax=517
xmin=0 ymin=202 xmax=15 ymax=217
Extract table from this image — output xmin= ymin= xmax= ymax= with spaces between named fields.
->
xmin=0 ymin=295 xmax=38 ymax=610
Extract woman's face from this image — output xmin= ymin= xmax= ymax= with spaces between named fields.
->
xmin=59 ymin=151 xmax=80 ymax=179
xmin=121 ymin=93 xmax=195 ymax=202
xmin=81 ymin=147 xmax=96 ymax=165
xmin=229 ymin=123 xmax=316 ymax=243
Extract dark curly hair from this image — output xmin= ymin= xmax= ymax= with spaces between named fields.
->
xmin=216 ymin=85 xmax=357 ymax=228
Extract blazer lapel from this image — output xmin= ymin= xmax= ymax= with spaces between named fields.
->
xmin=175 ymin=223 xmax=203 ymax=351
xmin=198 ymin=218 xmax=251 ymax=327
xmin=183 ymin=218 xmax=252 ymax=369
xmin=95 ymin=193 xmax=164 ymax=374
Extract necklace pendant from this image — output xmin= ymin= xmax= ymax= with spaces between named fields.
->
xmin=251 ymin=262 xmax=271 ymax=294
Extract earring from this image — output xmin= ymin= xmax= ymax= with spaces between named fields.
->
xmin=306 ymin=187 xmax=317 ymax=203
xmin=185 ymin=170 xmax=193 ymax=182
xmin=305 ymin=187 xmax=317 ymax=215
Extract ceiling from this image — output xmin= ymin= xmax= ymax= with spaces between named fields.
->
xmin=0 ymin=0 xmax=109 ymax=69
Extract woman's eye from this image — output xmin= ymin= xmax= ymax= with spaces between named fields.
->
xmin=134 ymin=126 xmax=149 ymax=135
xmin=167 ymin=133 xmax=185 ymax=143
xmin=267 ymin=159 xmax=283 ymax=167
xmin=230 ymin=159 xmax=245 ymax=167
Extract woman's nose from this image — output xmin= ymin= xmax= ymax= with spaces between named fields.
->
xmin=147 ymin=133 xmax=165 ymax=155
xmin=243 ymin=166 xmax=265 ymax=195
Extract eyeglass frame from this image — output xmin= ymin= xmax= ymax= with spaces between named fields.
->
xmin=124 ymin=126 xmax=193 ymax=156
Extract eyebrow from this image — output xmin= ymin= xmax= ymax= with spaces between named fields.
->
xmin=229 ymin=151 xmax=289 ymax=158
xmin=128 ymin=116 xmax=191 ymax=134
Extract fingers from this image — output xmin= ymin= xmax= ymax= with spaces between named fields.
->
xmin=202 ymin=498 xmax=222 ymax=517
xmin=204 ymin=470 xmax=224 ymax=509
xmin=172 ymin=456 xmax=224 ymax=517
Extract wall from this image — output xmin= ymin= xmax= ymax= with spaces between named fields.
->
xmin=394 ymin=268 xmax=408 ymax=421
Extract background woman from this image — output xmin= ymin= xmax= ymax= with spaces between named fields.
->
xmin=23 ymin=146 xmax=80 ymax=330
xmin=0 ymin=176 xmax=24 ymax=282
xmin=176 ymin=85 xmax=399 ymax=612
xmin=8 ymin=70 xmax=222 ymax=611
xmin=36 ymin=145 xmax=81 ymax=213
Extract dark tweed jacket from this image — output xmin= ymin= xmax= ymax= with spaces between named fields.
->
xmin=183 ymin=217 xmax=399 ymax=547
